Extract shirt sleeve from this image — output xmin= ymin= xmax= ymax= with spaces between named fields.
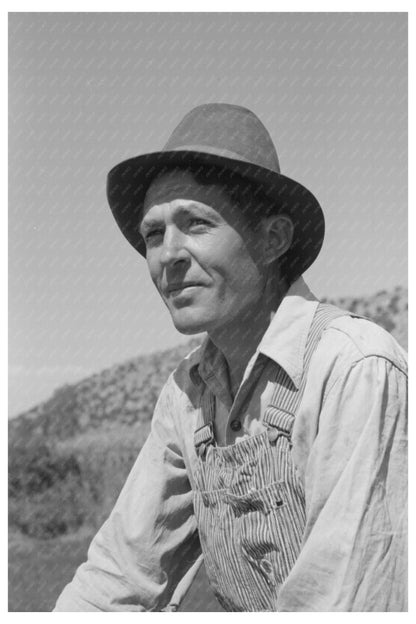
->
xmin=278 ymin=355 xmax=408 ymax=612
xmin=53 ymin=375 xmax=202 ymax=611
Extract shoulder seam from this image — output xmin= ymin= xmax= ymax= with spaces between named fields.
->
xmin=324 ymin=322 xmax=374 ymax=358
xmin=323 ymin=353 xmax=408 ymax=404
xmin=325 ymin=321 xmax=406 ymax=360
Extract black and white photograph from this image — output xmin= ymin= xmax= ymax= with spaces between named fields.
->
xmin=8 ymin=10 xmax=408 ymax=612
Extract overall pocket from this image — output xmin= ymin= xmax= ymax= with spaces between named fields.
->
xmin=234 ymin=480 xmax=305 ymax=587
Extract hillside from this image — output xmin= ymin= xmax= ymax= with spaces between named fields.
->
xmin=9 ymin=337 xmax=202 ymax=444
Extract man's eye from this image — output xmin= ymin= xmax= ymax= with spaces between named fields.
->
xmin=189 ymin=218 xmax=210 ymax=227
xmin=144 ymin=229 xmax=163 ymax=242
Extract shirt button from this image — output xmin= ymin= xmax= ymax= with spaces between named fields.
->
xmin=230 ymin=420 xmax=242 ymax=432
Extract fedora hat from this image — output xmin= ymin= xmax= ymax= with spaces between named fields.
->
xmin=107 ymin=103 xmax=325 ymax=282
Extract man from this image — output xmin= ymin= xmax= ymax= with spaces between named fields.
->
xmin=54 ymin=103 xmax=407 ymax=611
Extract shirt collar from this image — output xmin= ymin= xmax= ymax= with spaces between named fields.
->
xmin=256 ymin=277 xmax=319 ymax=388
xmin=189 ymin=277 xmax=319 ymax=390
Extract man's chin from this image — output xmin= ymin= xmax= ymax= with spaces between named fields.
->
xmin=173 ymin=322 xmax=207 ymax=336
xmin=170 ymin=313 xmax=210 ymax=335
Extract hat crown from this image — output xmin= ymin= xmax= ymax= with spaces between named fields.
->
xmin=164 ymin=103 xmax=281 ymax=174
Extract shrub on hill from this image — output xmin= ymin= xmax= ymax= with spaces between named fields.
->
xmin=9 ymin=424 xmax=151 ymax=538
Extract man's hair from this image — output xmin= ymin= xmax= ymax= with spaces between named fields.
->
xmin=190 ymin=167 xmax=277 ymax=232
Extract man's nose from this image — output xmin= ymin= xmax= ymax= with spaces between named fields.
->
xmin=159 ymin=227 xmax=189 ymax=266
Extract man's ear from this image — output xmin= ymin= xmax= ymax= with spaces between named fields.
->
xmin=262 ymin=214 xmax=294 ymax=265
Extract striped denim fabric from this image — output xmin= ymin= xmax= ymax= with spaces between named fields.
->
xmin=192 ymin=304 xmax=349 ymax=612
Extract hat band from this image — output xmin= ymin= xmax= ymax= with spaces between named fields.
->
xmin=168 ymin=144 xmax=280 ymax=174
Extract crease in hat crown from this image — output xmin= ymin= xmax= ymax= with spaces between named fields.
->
xmin=106 ymin=102 xmax=325 ymax=284
xmin=163 ymin=103 xmax=281 ymax=173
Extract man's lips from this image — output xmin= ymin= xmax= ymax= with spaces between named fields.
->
xmin=164 ymin=282 xmax=204 ymax=296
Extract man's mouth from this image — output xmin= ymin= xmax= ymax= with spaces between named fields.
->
xmin=165 ymin=282 xmax=203 ymax=296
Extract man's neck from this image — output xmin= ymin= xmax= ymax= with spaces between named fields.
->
xmin=208 ymin=276 xmax=288 ymax=399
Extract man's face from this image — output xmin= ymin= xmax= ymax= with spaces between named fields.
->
xmin=140 ymin=170 xmax=269 ymax=335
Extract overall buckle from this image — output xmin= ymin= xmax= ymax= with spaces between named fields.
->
xmin=194 ymin=421 xmax=215 ymax=458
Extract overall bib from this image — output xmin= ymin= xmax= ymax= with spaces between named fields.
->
xmin=192 ymin=304 xmax=349 ymax=611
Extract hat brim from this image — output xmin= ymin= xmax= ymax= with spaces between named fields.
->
xmin=106 ymin=150 xmax=325 ymax=282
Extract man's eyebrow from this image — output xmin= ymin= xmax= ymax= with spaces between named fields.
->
xmin=139 ymin=217 xmax=161 ymax=233
xmin=176 ymin=204 xmax=217 ymax=217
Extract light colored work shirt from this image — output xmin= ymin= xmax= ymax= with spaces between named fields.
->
xmin=54 ymin=277 xmax=408 ymax=611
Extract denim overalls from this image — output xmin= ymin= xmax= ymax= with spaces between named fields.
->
xmin=191 ymin=304 xmax=349 ymax=611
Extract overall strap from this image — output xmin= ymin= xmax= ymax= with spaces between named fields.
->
xmin=263 ymin=303 xmax=350 ymax=440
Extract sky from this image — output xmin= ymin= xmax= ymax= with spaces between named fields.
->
xmin=8 ymin=12 xmax=407 ymax=417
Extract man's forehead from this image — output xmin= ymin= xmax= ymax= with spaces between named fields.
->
xmin=143 ymin=169 xmax=229 ymax=212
